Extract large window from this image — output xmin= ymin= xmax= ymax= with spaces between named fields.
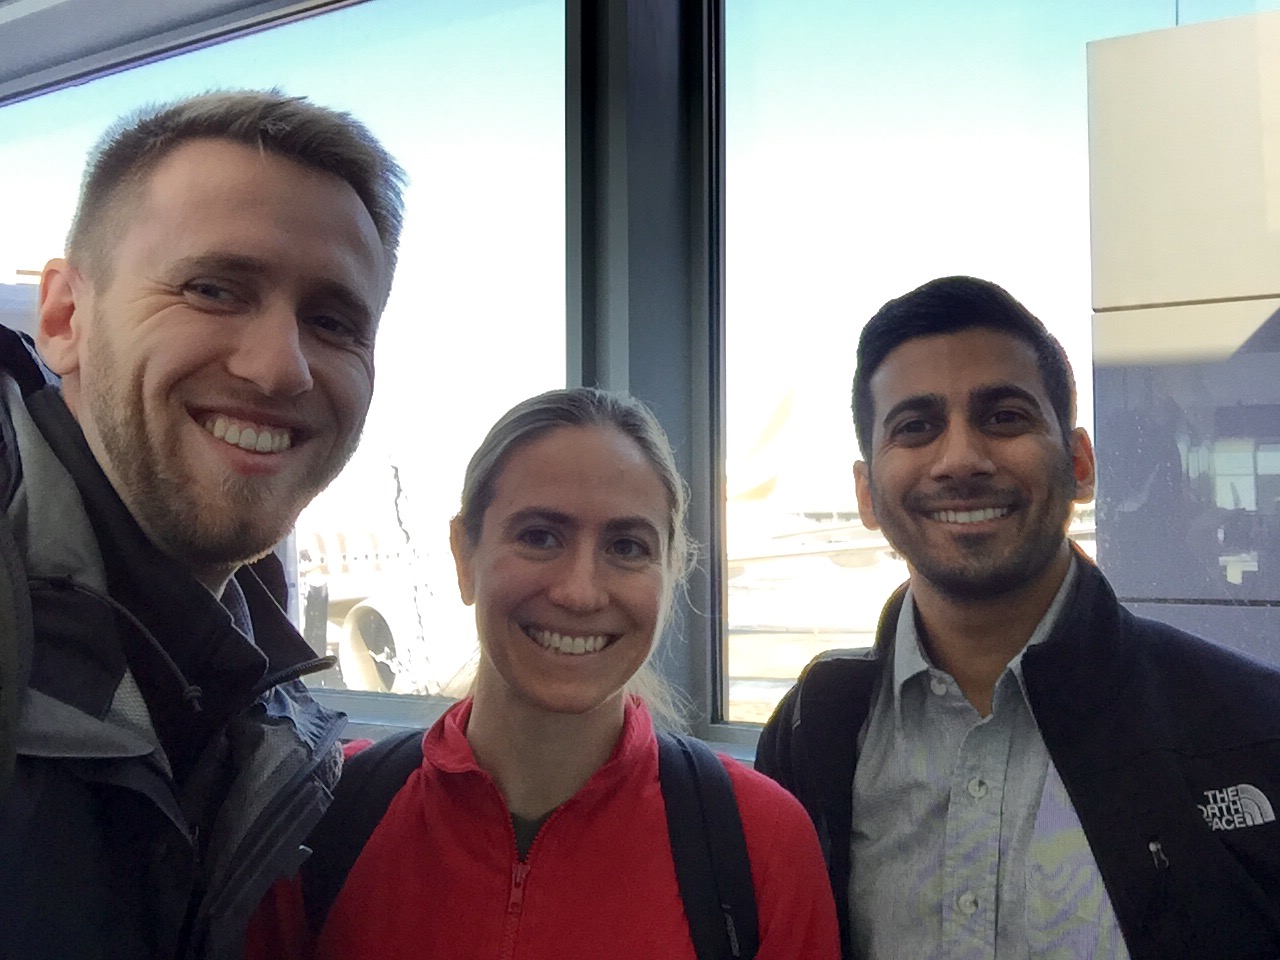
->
xmin=8 ymin=0 xmax=1280 ymax=741
xmin=722 ymin=0 xmax=1280 ymax=722
xmin=0 ymin=0 xmax=566 ymax=710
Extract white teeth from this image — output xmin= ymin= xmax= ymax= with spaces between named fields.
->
xmin=203 ymin=416 xmax=292 ymax=453
xmin=930 ymin=507 xmax=1012 ymax=524
xmin=526 ymin=627 xmax=611 ymax=656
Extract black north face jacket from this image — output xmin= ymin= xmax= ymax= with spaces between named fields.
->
xmin=756 ymin=551 xmax=1280 ymax=960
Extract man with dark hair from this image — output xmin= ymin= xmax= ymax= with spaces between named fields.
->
xmin=757 ymin=276 xmax=1280 ymax=959
xmin=0 ymin=90 xmax=405 ymax=959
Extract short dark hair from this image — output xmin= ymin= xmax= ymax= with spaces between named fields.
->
xmin=851 ymin=276 xmax=1076 ymax=460
xmin=67 ymin=89 xmax=407 ymax=289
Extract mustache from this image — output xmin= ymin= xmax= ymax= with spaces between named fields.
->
xmin=904 ymin=480 xmax=1025 ymax=512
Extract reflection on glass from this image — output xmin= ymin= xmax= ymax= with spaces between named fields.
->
xmin=1096 ymin=307 xmax=1280 ymax=601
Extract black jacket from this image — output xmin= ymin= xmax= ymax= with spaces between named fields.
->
xmin=0 ymin=328 xmax=345 ymax=959
xmin=756 ymin=554 xmax=1280 ymax=960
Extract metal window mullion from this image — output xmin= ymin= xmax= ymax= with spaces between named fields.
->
xmin=566 ymin=0 xmax=730 ymax=738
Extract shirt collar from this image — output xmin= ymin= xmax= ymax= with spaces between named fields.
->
xmin=220 ymin=574 xmax=256 ymax=646
xmin=891 ymin=556 xmax=1080 ymax=710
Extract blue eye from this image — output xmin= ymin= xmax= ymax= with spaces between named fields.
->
xmin=184 ymin=280 xmax=238 ymax=303
xmin=517 ymin=528 xmax=560 ymax=550
xmin=610 ymin=536 xmax=653 ymax=560
xmin=306 ymin=312 xmax=363 ymax=342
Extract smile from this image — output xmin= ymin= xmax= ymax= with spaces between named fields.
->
xmin=525 ymin=626 xmax=614 ymax=656
xmin=203 ymin=415 xmax=293 ymax=453
xmin=928 ymin=506 xmax=1012 ymax=524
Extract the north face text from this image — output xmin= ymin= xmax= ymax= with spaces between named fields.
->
xmin=1198 ymin=784 xmax=1276 ymax=831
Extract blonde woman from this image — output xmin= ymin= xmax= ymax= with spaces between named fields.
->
xmin=250 ymin=387 xmax=838 ymax=959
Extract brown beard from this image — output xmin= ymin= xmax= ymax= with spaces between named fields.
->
xmin=81 ymin=312 xmax=359 ymax=571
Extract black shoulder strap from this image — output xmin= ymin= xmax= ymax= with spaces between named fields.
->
xmin=300 ymin=728 xmax=425 ymax=932
xmin=658 ymin=732 xmax=759 ymax=960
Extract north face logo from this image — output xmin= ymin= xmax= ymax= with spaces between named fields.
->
xmin=1198 ymin=784 xmax=1276 ymax=831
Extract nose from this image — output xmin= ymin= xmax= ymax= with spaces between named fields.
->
xmin=930 ymin=420 xmax=996 ymax=480
xmin=226 ymin=303 xmax=314 ymax=397
xmin=547 ymin=545 xmax=608 ymax=613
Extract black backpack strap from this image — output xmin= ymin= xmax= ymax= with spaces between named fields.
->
xmin=300 ymin=727 xmax=426 ymax=933
xmin=658 ymin=732 xmax=760 ymax=960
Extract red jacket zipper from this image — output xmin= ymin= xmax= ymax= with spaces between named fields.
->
xmin=499 ymin=862 xmax=531 ymax=959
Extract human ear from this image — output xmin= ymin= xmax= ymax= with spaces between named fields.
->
xmin=1069 ymin=428 xmax=1096 ymax=503
xmin=36 ymin=259 xmax=88 ymax=377
xmin=449 ymin=517 xmax=477 ymax=606
xmin=853 ymin=461 xmax=881 ymax=530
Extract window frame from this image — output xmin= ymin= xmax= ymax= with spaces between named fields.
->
xmin=0 ymin=0 xmax=365 ymax=107
xmin=565 ymin=0 xmax=742 ymax=745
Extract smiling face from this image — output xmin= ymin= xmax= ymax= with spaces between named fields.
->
xmin=451 ymin=425 xmax=673 ymax=721
xmin=853 ymin=327 xmax=1095 ymax=603
xmin=37 ymin=138 xmax=386 ymax=588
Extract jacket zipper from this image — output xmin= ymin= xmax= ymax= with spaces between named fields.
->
xmin=491 ymin=776 xmax=569 ymax=960
xmin=499 ymin=862 xmax=531 ymax=960
xmin=185 ymin=706 xmax=346 ymax=958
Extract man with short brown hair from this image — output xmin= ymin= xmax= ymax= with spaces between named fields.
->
xmin=0 ymin=90 xmax=404 ymax=959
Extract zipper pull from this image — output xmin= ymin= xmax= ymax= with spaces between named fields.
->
xmin=508 ymin=863 xmax=530 ymax=915
xmin=1148 ymin=838 xmax=1169 ymax=869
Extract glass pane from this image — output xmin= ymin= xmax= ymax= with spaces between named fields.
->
xmin=1212 ymin=439 xmax=1256 ymax=477
xmin=1091 ymin=8 xmax=1280 ymax=611
xmin=723 ymin=0 xmax=1280 ymax=723
xmin=0 ymin=0 xmax=566 ymax=698
xmin=1257 ymin=445 xmax=1280 ymax=475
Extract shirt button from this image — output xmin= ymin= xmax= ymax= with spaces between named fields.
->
xmin=967 ymin=777 xmax=989 ymax=799
xmin=957 ymin=892 xmax=979 ymax=915
xmin=929 ymin=678 xmax=948 ymax=695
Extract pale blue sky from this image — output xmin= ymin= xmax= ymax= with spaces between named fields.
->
xmin=724 ymin=0 xmax=1280 ymax=507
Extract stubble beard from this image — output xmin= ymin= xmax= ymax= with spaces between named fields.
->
xmin=84 ymin=325 xmax=359 ymax=572
xmin=873 ymin=452 xmax=1078 ymax=603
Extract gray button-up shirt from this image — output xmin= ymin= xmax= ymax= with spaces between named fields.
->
xmin=849 ymin=561 xmax=1130 ymax=959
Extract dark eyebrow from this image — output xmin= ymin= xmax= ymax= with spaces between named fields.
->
xmin=969 ymin=384 xmax=1044 ymax=415
xmin=880 ymin=393 xmax=945 ymax=430
xmin=170 ymin=252 xmax=269 ymax=279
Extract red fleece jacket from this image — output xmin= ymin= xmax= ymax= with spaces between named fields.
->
xmin=249 ymin=697 xmax=838 ymax=960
